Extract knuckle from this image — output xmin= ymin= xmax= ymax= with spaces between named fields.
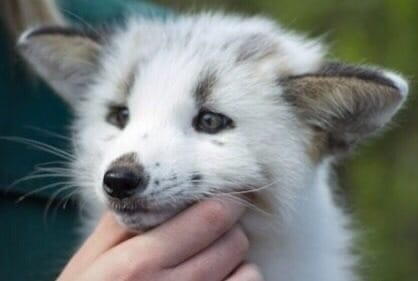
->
xmin=230 ymin=227 xmax=249 ymax=257
xmin=117 ymin=248 xmax=154 ymax=277
xmin=202 ymin=201 xmax=231 ymax=230
xmin=184 ymin=260 xmax=210 ymax=281
xmin=243 ymin=264 xmax=264 ymax=281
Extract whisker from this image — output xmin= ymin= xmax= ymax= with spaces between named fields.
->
xmin=0 ymin=136 xmax=75 ymax=160
xmin=43 ymin=185 xmax=77 ymax=221
xmin=207 ymin=193 xmax=273 ymax=217
xmin=16 ymin=181 xmax=76 ymax=203
xmin=61 ymin=189 xmax=79 ymax=210
xmin=34 ymin=161 xmax=71 ymax=169
xmin=51 ymin=189 xmax=81 ymax=221
xmin=59 ymin=8 xmax=113 ymax=46
xmin=7 ymin=173 xmax=73 ymax=192
xmin=35 ymin=167 xmax=74 ymax=175
xmin=59 ymin=8 xmax=100 ymax=36
xmin=24 ymin=126 xmax=71 ymax=141
xmin=226 ymin=180 xmax=278 ymax=195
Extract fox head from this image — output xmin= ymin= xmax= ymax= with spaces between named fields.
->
xmin=18 ymin=14 xmax=408 ymax=230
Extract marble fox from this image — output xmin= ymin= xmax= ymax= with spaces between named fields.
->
xmin=18 ymin=13 xmax=408 ymax=281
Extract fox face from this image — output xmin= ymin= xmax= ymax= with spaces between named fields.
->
xmin=18 ymin=14 xmax=408 ymax=230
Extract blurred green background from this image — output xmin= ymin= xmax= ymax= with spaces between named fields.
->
xmin=154 ymin=0 xmax=418 ymax=280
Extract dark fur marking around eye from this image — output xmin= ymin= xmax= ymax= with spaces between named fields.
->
xmin=194 ymin=70 xmax=216 ymax=105
xmin=125 ymin=70 xmax=136 ymax=96
xmin=116 ymin=67 xmax=137 ymax=98
xmin=106 ymin=104 xmax=129 ymax=129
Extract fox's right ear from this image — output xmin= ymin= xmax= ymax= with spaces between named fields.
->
xmin=18 ymin=26 xmax=103 ymax=107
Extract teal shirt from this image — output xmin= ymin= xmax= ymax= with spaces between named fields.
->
xmin=0 ymin=1 xmax=168 ymax=280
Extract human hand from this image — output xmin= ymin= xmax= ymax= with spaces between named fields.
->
xmin=57 ymin=199 xmax=263 ymax=281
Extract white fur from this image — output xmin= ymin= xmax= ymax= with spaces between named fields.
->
xmin=72 ymin=14 xmax=354 ymax=281
xmin=19 ymin=13 xmax=409 ymax=281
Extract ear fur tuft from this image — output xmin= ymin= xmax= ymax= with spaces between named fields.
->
xmin=282 ymin=61 xmax=408 ymax=158
xmin=17 ymin=26 xmax=104 ymax=107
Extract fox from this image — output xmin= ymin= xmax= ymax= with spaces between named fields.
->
xmin=18 ymin=13 xmax=408 ymax=281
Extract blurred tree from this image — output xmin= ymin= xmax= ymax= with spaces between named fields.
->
xmin=154 ymin=1 xmax=418 ymax=280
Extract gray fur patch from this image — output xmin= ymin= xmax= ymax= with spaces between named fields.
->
xmin=18 ymin=25 xmax=105 ymax=107
xmin=117 ymin=67 xmax=137 ymax=98
xmin=236 ymin=33 xmax=277 ymax=62
xmin=194 ymin=70 xmax=216 ymax=105
xmin=211 ymin=140 xmax=225 ymax=146
xmin=110 ymin=152 xmax=138 ymax=168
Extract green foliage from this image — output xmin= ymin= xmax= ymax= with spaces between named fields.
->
xmin=155 ymin=1 xmax=418 ymax=280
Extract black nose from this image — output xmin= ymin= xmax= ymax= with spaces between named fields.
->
xmin=103 ymin=166 xmax=149 ymax=199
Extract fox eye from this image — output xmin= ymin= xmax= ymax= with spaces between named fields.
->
xmin=193 ymin=110 xmax=234 ymax=134
xmin=106 ymin=105 xmax=129 ymax=129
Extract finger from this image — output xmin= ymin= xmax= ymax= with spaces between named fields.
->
xmin=172 ymin=226 xmax=249 ymax=281
xmin=226 ymin=263 xmax=264 ymax=281
xmin=134 ymin=198 xmax=245 ymax=267
xmin=58 ymin=212 xmax=137 ymax=279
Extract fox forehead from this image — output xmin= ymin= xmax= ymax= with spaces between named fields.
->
xmin=92 ymin=14 xmax=324 ymax=105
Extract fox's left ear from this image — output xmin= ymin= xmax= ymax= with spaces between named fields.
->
xmin=18 ymin=26 xmax=103 ymax=107
xmin=282 ymin=62 xmax=409 ymax=156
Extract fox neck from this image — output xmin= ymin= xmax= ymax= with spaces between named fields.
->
xmin=242 ymin=160 xmax=356 ymax=281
